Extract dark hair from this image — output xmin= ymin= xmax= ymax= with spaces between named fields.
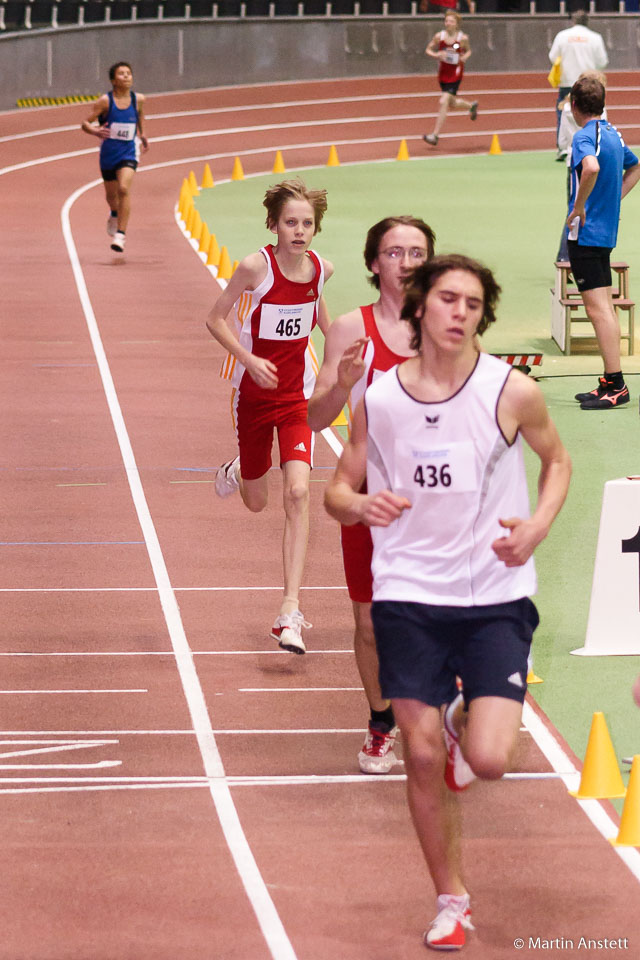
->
xmin=401 ymin=253 xmax=501 ymax=350
xmin=571 ymin=9 xmax=588 ymax=26
xmin=364 ymin=216 xmax=436 ymax=289
xmin=109 ymin=61 xmax=133 ymax=83
xmin=571 ymin=75 xmax=605 ymax=117
xmin=263 ymin=177 xmax=328 ymax=234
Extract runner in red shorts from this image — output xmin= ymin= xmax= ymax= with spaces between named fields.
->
xmin=308 ymin=215 xmax=435 ymax=771
xmin=207 ymin=179 xmax=333 ymax=654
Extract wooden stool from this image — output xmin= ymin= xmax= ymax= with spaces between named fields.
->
xmin=551 ymin=261 xmax=635 ymax=355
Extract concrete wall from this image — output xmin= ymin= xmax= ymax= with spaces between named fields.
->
xmin=1 ymin=15 xmax=638 ymax=110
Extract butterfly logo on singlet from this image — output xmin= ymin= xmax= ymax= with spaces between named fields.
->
xmin=425 ymin=415 xmax=440 ymax=428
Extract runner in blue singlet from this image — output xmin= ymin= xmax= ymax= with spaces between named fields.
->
xmin=81 ymin=62 xmax=149 ymax=254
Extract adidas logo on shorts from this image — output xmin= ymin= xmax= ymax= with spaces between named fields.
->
xmin=507 ymin=671 xmax=524 ymax=688
xmin=294 ymin=442 xmax=307 ymax=452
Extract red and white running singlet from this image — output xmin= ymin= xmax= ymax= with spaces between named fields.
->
xmin=340 ymin=304 xmax=413 ymax=604
xmin=437 ymin=30 xmax=465 ymax=85
xmin=347 ymin=303 xmax=411 ymax=424
xmin=230 ymin=244 xmax=325 ymax=401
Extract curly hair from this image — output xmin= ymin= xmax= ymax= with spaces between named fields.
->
xmin=400 ymin=254 xmax=502 ymax=350
xmin=263 ymin=178 xmax=328 ymax=234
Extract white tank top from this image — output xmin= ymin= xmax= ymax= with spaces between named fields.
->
xmin=365 ymin=353 xmax=537 ymax=606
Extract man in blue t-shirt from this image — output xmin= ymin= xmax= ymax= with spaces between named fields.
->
xmin=567 ymin=75 xmax=640 ymax=410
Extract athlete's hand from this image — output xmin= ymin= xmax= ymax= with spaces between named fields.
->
xmin=246 ymin=355 xmax=279 ymax=390
xmin=337 ymin=337 xmax=370 ymax=391
xmin=566 ymin=205 xmax=586 ymax=229
xmin=95 ymin=124 xmax=111 ymax=140
xmin=491 ymin=517 xmax=544 ymax=567
xmin=360 ymin=490 xmax=411 ymax=527
xmin=140 ymin=136 xmax=150 ymax=152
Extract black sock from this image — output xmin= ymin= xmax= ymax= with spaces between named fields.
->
xmin=370 ymin=705 xmax=395 ymax=731
xmin=605 ymin=371 xmax=624 ymax=389
xmin=110 ymin=210 xmax=118 ymax=217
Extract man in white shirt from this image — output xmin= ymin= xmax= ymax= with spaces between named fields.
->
xmin=549 ymin=10 xmax=608 ymax=157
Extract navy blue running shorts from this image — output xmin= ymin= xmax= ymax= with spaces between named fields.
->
xmin=371 ymin=597 xmax=539 ymax=708
xmin=101 ymin=160 xmax=138 ymax=181
xmin=567 ymin=241 xmax=613 ymax=292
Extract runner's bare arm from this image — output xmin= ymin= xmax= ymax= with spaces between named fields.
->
xmin=206 ymin=253 xmax=278 ymax=390
xmin=136 ymin=94 xmax=149 ymax=151
xmin=324 ymin=400 xmax=411 ymax=527
xmin=307 ymin=308 xmax=368 ymax=431
xmin=493 ymin=373 xmax=571 ymax=567
xmin=80 ymin=95 xmax=110 ymax=139
xmin=425 ymin=34 xmax=443 ymax=59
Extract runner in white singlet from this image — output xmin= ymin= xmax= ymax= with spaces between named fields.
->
xmin=325 ymin=254 xmax=571 ymax=952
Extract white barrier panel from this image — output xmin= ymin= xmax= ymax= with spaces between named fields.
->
xmin=572 ymin=477 xmax=640 ymax=656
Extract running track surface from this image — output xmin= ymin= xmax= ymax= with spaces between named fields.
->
xmin=2 ymin=73 xmax=640 ymax=959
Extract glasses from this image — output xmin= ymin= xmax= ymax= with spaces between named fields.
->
xmin=380 ymin=247 xmax=429 ymax=261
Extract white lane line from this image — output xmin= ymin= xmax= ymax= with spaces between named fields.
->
xmin=522 ymin=702 xmax=640 ymax=882
xmin=0 ymin=688 xmax=146 ymax=694
xmin=5 ymin=90 xmax=639 ymax=143
xmin=0 ymin=728 xmax=367 ymax=735
xmin=0 ymin=585 xmax=348 ymax=592
xmin=0 ymin=650 xmax=353 ymax=656
xmin=62 ymin=182 xmax=298 ymax=960
xmin=239 ymin=687 xmax=364 ymax=693
xmin=0 ymin=761 xmax=121 ymax=769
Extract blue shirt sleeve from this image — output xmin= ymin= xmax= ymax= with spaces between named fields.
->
xmin=571 ymin=126 xmax=596 ymax=167
xmin=623 ymin=143 xmax=639 ymax=171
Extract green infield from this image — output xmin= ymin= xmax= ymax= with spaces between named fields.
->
xmin=194 ymin=151 xmax=640 ymax=792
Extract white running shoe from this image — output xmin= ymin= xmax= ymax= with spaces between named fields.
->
xmin=110 ymin=231 xmax=126 ymax=253
xmin=424 ymin=894 xmax=474 ymax=951
xmin=358 ymin=722 xmax=400 ymax=774
xmin=215 ymin=456 xmax=240 ymax=498
xmin=270 ymin=610 xmax=310 ymax=655
xmin=443 ymin=694 xmax=476 ymax=792
xmin=107 ymin=214 xmax=118 ymax=237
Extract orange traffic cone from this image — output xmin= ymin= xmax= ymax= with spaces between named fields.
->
xmin=489 ymin=134 xmax=502 ymax=156
xmin=272 ymin=150 xmax=286 ymax=173
xmin=207 ymin=233 xmax=221 ymax=267
xmin=218 ymin=245 xmax=233 ymax=280
xmin=201 ymin=162 xmax=215 ymax=189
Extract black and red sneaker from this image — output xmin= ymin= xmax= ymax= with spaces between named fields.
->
xmin=580 ymin=383 xmax=630 ymax=410
xmin=575 ymin=376 xmax=607 ymax=403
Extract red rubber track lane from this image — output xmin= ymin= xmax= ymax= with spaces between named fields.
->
xmin=1 ymin=73 xmax=639 ymax=960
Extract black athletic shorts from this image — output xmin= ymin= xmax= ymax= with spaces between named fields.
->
xmin=439 ymin=81 xmax=461 ymax=96
xmin=101 ymin=159 xmax=138 ymax=181
xmin=371 ymin=597 xmax=539 ymax=708
xmin=567 ymin=240 xmax=613 ymax=292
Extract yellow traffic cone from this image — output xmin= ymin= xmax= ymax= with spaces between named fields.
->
xmin=396 ymin=139 xmax=410 ymax=161
xmin=199 ymin=222 xmax=211 ymax=254
xmin=611 ymin=755 xmax=640 ymax=847
xmin=191 ymin=210 xmax=203 ymax=243
xmin=178 ymin=178 xmax=190 ymax=217
xmin=331 ymin=409 xmax=348 ymax=427
xmin=272 ymin=150 xmax=286 ymax=174
xmin=526 ymin=670 xmax=543 ymax=684
xmin=489 ymin=134 xmax=502 ymax=156
xmin=327 ymin=145 xmax=340 ymax=167
xmin=231 ymin=156 xmax=245 ymax=180
xmin=185 ymin=203 xmax=196 ymax=235
xmin=218 ymin=245 xmax=233 ymax=280
xmin=570 ymin=712 xmax=626 ymax=799
xmin=188 ymin=170 xmax=200 ymax=195
xmin=207 ymin=233 xmax=221 ymax=267
xmin=201 ymin=162 xmax=215 ymax=189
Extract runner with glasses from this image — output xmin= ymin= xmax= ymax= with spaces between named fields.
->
xmin=308 ymin=215 xmax=435 ymax=773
